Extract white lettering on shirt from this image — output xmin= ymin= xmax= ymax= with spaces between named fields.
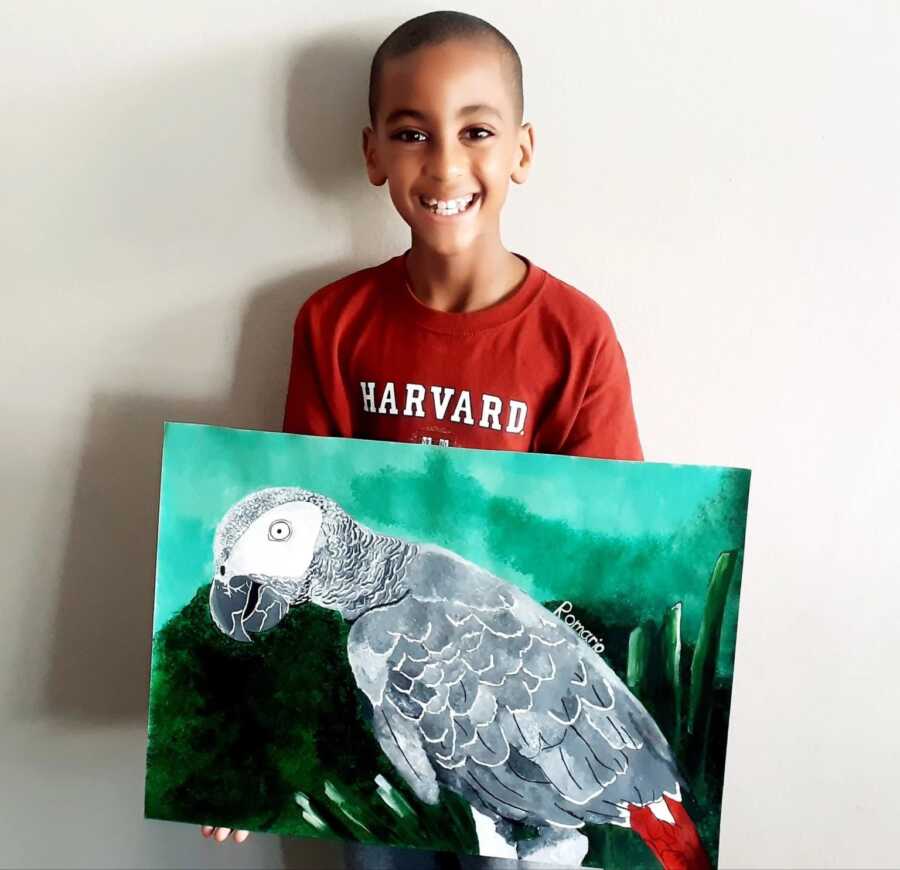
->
xmin=361 ymin=381 xmax=529 ymax=437
xmin=431 ymin=386 xmax=455 ymax=421
xmin=360 ymin=381 xmax=376 ymax=413
xmin=404 ymin=383 xmax=426 ymax=417
xmin=479 ymin=393 xmax=503 ymax=431
xmin=450 ymin=390 xmax=474 ymax=425
xmin=420 ymin=436 xmax=450 ymax=447
xmin=378 ymin=381 xmax=398 ymax=415
xmin=506 ymin=400 xmax=528 ymax=435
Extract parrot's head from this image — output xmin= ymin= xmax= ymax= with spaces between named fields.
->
xmin=209 ymin=485 xmax=416 ymax=639
xmin=209 ymin=487 xmax=330 ymax=643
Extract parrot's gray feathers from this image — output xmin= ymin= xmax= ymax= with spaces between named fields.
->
xmin=306 ymin=507 xmax=417 ymax=618
xmin=346 ymin=542 xmax=681 ymax=831
xmin=371 ymin=705 xmax=440 ymax=805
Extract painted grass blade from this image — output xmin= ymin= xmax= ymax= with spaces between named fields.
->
xmin=627 ymin=623 xmax=653 ymax=697
xmin=687 ymin=550 xmax=738 ymax=737
xmin=660 ymin=601 xmax=683 ymax=749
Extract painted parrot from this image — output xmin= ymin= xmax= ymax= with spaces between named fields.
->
xmin=209 ymin=486 xmax=710 ymax=869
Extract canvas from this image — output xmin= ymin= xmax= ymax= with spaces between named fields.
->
xmin=144 ymin=423 xmax=751 ymax=869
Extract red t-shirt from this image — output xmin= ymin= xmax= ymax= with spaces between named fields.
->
xmin=282 ymin=251 xmax=643 ymax=461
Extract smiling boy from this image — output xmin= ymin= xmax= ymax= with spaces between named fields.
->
xmin=202 ymin=8 xmax=642 ymax=858
xmin=281 ymin=10 xmax=643 ymax=460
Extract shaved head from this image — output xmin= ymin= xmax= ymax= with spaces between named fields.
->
xmin=368 ymin=11 xmax=524 ymax=126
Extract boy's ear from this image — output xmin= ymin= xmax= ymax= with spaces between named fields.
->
xmin=510 ymin=122 xmax=535 ymax=185
xmin=362 ymin=126 xmax=388 ymax=186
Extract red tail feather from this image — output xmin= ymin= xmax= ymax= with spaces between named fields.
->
xmin=628 ymin=795 xmax=711 ymax=870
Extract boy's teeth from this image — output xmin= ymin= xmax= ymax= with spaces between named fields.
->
xmin=422 ymin=193 xmax=476 ymax=213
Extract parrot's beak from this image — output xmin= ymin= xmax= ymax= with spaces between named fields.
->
xmin=209 ymin=575 xmax=291 ymax=643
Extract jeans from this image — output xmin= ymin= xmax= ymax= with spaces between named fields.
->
xmin=342 ymin=842 xmax=572 ymax=869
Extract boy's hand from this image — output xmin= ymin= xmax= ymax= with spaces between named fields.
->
xmin=200 ymin=826 xmax=250 ymax=844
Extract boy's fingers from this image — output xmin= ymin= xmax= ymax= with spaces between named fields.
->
xmin=199 ymin=825 xmax=249 ymax=844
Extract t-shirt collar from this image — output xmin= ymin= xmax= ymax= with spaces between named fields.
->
xmin=387 ymin=248 xmax=547 ymax=335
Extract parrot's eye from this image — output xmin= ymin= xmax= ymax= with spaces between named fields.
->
xmin=219 ymin=565 xmax=226 ymax=576
xmin=268 ymin=520 xmax=292 ymax=541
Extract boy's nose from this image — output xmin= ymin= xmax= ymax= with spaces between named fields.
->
xmin=426 ymin=143 xmax=465 ymax=183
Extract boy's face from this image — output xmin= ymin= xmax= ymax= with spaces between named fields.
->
xmin=363 ymin=38 xmax=534 ymax=257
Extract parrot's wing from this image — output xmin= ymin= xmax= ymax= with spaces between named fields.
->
xmin=370 ymin=700 xmax=441 ymax=805
xmin=504 ymin=627 xmax=682 ymax=819
xmin=347 ymin=603 xmax=440 ymax=805
xmin=349 ymin=547 xmax=679 ymax=826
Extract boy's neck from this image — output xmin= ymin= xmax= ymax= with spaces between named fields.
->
xmin=405 ymin=239 xmax=527 ymax=314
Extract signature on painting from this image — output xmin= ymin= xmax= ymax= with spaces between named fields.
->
xmin=552 ymin=600 xmax=605 ymax=654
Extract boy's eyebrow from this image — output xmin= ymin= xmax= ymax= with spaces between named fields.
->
xmin=384 ymin=104 xmax=503 ymax=125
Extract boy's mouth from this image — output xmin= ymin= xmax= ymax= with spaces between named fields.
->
xmin=418 ymin=193 xmax=479 ymax=217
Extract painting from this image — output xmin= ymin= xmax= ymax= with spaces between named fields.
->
xmin=144 ymin=423 xmax=751 ymax=869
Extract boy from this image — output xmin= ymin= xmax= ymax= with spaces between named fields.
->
xmin=201 ymin=7 xmax=642 ymax=857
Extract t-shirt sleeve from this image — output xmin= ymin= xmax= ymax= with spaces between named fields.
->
xmin=557 ymin=319 xmax=644 ymax=461
xmin=281 ymin=300 xmax=340 ymax=436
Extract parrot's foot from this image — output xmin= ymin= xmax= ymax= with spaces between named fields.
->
xmin=517 ymin=826 xmax=589 ymax=867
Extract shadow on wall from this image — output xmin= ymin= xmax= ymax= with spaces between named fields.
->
xmin=40 ymin=255 xmax=357 ymax=724
xmin=37 ymin=23 xmax=409 ymax=868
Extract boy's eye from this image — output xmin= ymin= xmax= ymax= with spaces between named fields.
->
xmin=465 ymin=127 xmax=494 ymax=141
xmin=392 ymin=129 xmax=427 ymax=143
xmin=391 ymin=127 xmax=494 ymax=143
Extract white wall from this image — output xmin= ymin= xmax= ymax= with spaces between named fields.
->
xmin=2 ymin=2 xmax=897 ymax=867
